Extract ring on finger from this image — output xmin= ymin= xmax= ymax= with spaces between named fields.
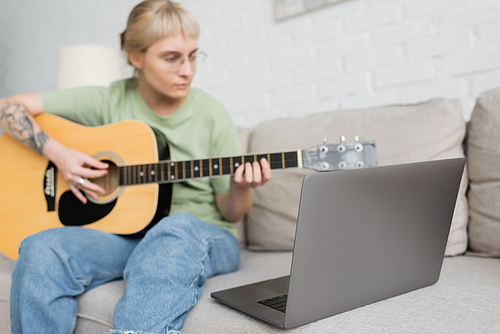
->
xmin=78 ymin=177 xmax=85 ymax=186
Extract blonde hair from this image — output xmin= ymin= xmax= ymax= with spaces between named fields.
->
xmin=120 ymin=0 xmax=199 ymax=66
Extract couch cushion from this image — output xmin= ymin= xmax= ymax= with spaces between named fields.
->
xmin=74 ymin=254 xmax=500 ymax=334
xmin=466 ymin=87 xmax=500 ymax=257
xmin=246 ymin=99 xmax=468 ymax=256
xmin=183 ymin=254 xmax=500 ymax=333
xmin=0 ymin=258 xmax=14 ymax=334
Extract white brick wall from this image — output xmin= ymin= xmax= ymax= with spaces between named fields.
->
xmin=2 ymin=0 xmax=499 ymax=134
xmin=183 ymin=0 xmax=500 ymax=127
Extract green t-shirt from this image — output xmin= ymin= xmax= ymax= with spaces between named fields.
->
xmin=41 ymin=78 xmax=239 ymax=237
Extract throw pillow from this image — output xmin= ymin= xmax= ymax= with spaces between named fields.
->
xmin=467 ymin=87 xmax=500 ymax=257
xmin=246 ymin=98 xmax=468 ymax=256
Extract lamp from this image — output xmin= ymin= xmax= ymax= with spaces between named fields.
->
xmin=56 ymin=44 xmax=123 ymax=90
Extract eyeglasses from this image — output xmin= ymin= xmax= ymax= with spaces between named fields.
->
xmin=163 ymin=51 xmax=207 ymax=72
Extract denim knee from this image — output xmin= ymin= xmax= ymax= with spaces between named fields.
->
xmin=13 ymin=232 xmax=68 ymax=300
xmin=150 ymin=213 xmax=204 ymax=238
xmin=160 ymin=213 xmax=200 ymax=228
xmin=19 ymin=228 xmax=60 ymax=257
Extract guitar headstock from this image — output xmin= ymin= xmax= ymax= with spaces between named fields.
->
xmin=302 ymin=136 xmax=378 ymax=172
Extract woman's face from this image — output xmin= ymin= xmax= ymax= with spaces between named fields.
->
xmin=132 ymin=34 xmax=198 ymax=100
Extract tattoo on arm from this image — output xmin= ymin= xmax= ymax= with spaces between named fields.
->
xmin=0 ymin=102 xmax=50 ymax=155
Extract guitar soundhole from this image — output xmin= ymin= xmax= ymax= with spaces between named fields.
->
xmin=92 ymin=160 xmax=119 ymax=197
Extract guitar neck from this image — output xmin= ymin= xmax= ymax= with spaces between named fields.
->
xmin=119 ymin=150 xmax=302 ymax=186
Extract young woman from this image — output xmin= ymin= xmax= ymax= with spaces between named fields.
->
xmin=0 ymin=1 xmax=271 ymax=333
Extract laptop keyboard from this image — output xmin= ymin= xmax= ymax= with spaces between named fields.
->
xmin=257 ymin=294 xmax=287 ymax=313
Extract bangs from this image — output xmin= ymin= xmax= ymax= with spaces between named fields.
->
xmin=154 ymin=6 xmax=200 ymax=41
xmin=122 ymin=0 xmax=200 ymax=53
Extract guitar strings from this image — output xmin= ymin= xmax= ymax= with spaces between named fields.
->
xmin=119 ymin=154 xmax=299 ymax=186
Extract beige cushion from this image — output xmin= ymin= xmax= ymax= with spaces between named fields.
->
xmin=0 ymin=258 xmax=14 ymax=334
xmin=246 ymin=99 xmax=468 ymax=256
xmin=466 ymin=87 xmax=500 ymax=257
xmin=182 ymin=255 xmax=500 ymax=334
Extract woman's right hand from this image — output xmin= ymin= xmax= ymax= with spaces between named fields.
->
xmin=48 ymin=143 xmax=109 ymax=204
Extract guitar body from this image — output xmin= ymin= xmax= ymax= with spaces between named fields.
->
xmin=0 ymin=114 xmax=159 ymax=259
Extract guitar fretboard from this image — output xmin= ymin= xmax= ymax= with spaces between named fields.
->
xmin=118 ymin=151 xmax=299 ymax=186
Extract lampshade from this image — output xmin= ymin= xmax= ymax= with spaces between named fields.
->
xmin=56 ymin=44 xmax=123 ymax=90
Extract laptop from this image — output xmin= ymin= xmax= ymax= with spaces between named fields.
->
xmin=211 ymin=158 xmax=466 ymax=329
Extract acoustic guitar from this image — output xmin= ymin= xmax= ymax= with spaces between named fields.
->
xmin=0 ymin=114 xmax=377 ymax=259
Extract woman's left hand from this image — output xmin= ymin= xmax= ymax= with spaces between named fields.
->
xmin=217 ymin=158 xmax=272 ymax=223
xmin=233 ymin=158 xmax=272 ymax=189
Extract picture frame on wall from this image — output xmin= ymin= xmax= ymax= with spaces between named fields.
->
xmin=274 ymin=0 xmax=348 ymax=21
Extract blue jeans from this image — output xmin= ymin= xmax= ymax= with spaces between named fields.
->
xmin=10 ymin=213 xmax=240 ymax=334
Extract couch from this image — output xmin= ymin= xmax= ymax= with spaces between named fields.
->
xmin=1 ymin=87 xmax=500 ymax=333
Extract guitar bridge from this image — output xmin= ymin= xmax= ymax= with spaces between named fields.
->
xmin=43 ymin=161 xmax=57 ymax=212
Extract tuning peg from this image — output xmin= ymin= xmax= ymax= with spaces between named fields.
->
xmin=353 ymin=135 xmax=363 ymax=152
xmin=355 ymin=143 xmax=364 ymax=152
xmin=337 ymin=135 xmax=346 ymax=153
xmin=320 ymin=137 xmax=329 ymax=154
